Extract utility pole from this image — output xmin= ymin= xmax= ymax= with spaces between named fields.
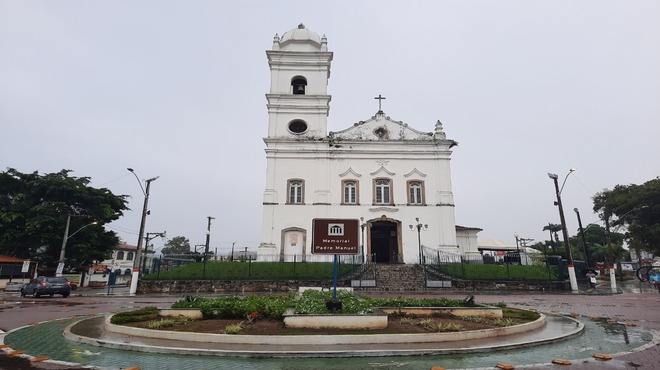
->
xmin=127 ymin=168 xmax=159 ymax=295
xmin=142 ymin=232 xmax=165 ymax=273
xmin=604 ymin=216 xmax=617 ymax=293
xmin=230 ymin=242 xmax=235 ymax=262
xmin=203 ymin=216 xmax=214 ymax=278
xmin=574 ymin=208 xmax=590 ymax=267
xmin=548 ymin=171 xmax=578 ymax=293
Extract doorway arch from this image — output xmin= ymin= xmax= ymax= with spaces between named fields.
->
xmin=367 ymin=218 xmax=402 ymax=263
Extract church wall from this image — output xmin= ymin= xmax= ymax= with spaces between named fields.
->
xmin=259 ymin=26 xmax=460 ymax=265
xmin=259 ymin=141 xmax=458 ymax=264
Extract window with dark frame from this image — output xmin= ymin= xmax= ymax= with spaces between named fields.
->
xmin=408 ymin=180 xmax=424 ymax=205
xmin=374 ymin=178 xmax=392 ymax=205
xmin=288 ymin=179 xmax=304 ymax=204
xmin=342 ymin=180 xmax=358 ymax=204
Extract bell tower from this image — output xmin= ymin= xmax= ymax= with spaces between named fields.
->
xmin=266 ymin=24 xmax=333 ymax=138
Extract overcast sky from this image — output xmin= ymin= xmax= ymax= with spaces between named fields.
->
xmin=2 ymin=1 xmax=659 ymax=255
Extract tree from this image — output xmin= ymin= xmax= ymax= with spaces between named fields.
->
xmin=593 ymin=177 xmax=660 ymax=256
xmin=0 ymin=168 xmax=128 ymax=271
xmin=161 ymin=236 xmax=191 ymax=257
xmin=570 ymin=223 xmax=624 ymax=266
xmin=542 ymin=223 xmax=562 ymax=250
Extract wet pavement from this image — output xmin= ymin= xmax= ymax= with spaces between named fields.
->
xmin=0 ymin=281 xmax=659 ymax=370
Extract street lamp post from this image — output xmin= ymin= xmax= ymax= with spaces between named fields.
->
xmin=57 ymin=213 xmax=98 ymax=276
xmin=574 ymin=208 xmax=591 ymax=267
xmin=548 ymin=169 xmax=578 ymax=292
xmin=409 ymin=218 xmax=427 ymax=264
xmin=128 ymin=168 xmax=159 ymax=295
xmin=203 ymin=216 xmax=214 ymax=279
xmin=360 ymin=217 xmax=366 ymax=263
xmin=514 ymin=234 xmax=520 ymax=252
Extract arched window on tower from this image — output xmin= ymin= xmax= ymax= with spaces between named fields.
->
xmin=287 ymin=179 xmax=305 ymax=204
xmin=292 ymin=77 xmax=307 ymax=95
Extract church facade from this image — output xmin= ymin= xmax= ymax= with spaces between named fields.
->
xmin=257 ymin=25 xmax=475 ymax=264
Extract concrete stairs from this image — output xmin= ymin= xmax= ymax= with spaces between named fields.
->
xmin=373 ymin=264 xmax=427 ymax=291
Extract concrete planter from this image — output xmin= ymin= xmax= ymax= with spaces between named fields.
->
xmin=159 ymin=309 xmax=203 ymax=320
xmin=103 ymin=313 xmax=547 ymax=346
xmin=283 ymin=314 xmax=387 ymax=329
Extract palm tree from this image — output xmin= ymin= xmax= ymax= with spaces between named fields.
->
xmin=542 ymin=223 xmax=562 ymax=250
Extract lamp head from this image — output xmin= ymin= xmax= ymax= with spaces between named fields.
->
xmin=574 ymin=208 xmax=579 ymax=213
xmin=547 ymin=173 xmax=558 ymax=179
xmin=569 ymin=168 xmax=577 ymax=173
xmin=127 ymin=168 xmax=134 ymax=172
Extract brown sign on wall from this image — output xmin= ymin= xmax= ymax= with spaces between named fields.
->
xmin=312 ymin=218 xmax=359 ymax=255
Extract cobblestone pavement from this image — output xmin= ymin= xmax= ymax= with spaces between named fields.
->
xmin=1 ymin=281 xmax=659 ymax=370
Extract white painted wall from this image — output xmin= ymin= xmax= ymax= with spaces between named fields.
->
xmin=258 ymin=26 xmax=461 ymax=264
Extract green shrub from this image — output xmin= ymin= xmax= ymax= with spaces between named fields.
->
xmin=294 ymin=290 xmax=373 ymax=315
xmin=223 ymin=323 xmax=244 ymax=334
xmin=399 ymin=317 xmax=416 ymax=325
xmin=365 ymin=297 xmax=468 ymax=308
xmin=502 ymin=307 xmax=540 ymax=320
xmin=110 ymin=307 xmax=159 ymax=325
xmin=172 ymin=295 xmax=292 ymax=320
xmin=171 ymin=293 xmax=478 ymax=321
xmin=436 ymin=323 xmax=463 ymax=332
xmin=146 ymin=318 xmax=176 ymax=329
xmin=418 ymin=318 xmax=436 ymax=330
xmin=461 ymin=316 xmax=519 ymax=327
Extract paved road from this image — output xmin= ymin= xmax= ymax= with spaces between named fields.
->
xmin=0 ymin=282 xmax=658 ymax=370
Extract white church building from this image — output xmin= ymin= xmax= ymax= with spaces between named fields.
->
xmin=257 ymin=25 xmax=479 ymax=264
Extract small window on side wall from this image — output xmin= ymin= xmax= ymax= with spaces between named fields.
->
xmin=126 ymin=251 xmax=134 ymax=261
xmin=292 ymin=77 xmax=307 ymax=95
xmin=287 ymin=179 xmax=305 ymax=204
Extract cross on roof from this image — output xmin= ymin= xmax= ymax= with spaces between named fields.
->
xmin=374 ymin=94 xmax=386 ymax=113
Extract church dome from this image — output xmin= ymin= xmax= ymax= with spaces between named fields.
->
xmin=280 ymin=24 xmax=322 ymax=46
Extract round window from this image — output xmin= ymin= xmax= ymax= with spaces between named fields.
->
xmin=288 ymin=120 xmax=308 ymax=134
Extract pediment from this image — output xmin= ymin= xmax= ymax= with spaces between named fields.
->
xmin=370 ymin=165 xmax=395 ymax=176
xmin=329 ymin=113 xmax=435 ymax=141
xmin=404 ymin=168 xmax=427 ymax=178
xmin=338 ymin=167 xmax=362 ymax=178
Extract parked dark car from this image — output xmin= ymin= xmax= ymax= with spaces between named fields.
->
xmin=20 ymin=276 xmax=72 ymax=298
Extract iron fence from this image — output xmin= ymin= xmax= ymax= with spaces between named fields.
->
xmin=423 ymin=248 xmax=568 ymax=281
xmin=143 ymin=254 xmax=366 ymax=281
